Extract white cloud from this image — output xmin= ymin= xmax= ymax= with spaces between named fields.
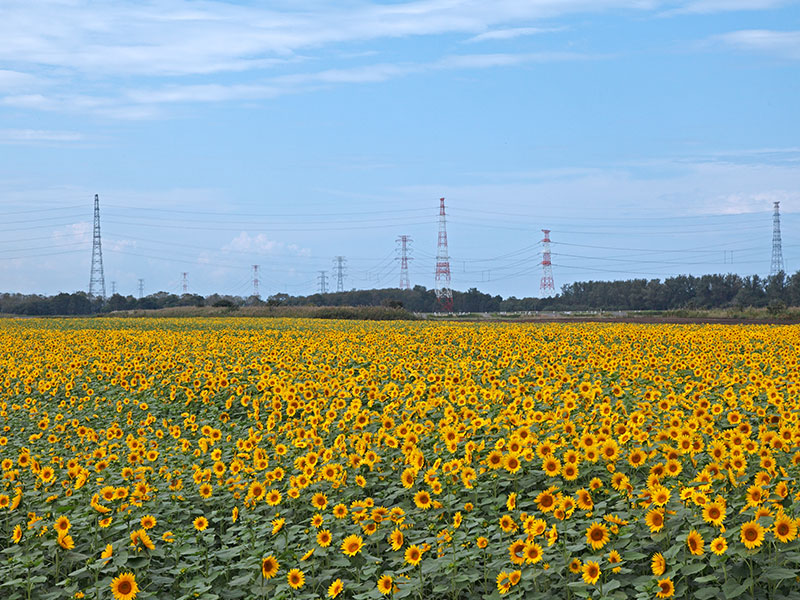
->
xmin=715 ymin=29 xmax=800 ymax=60
xmin=466 ymin=26 xmax=564 ymax=43
xmin=0 ymin=69 xmax=38 ymax=91
xmin=52 ymin=222 xmax=91 ymax=245
xmin=0 ymin=129 xmax=85 ymax=144
xmin=667 ymin=0 xmax=788 ymax=14
xmin=223 ymin=232 xmax=311 ymax=257
xmin=0 ymin=0 xmax=672 ymax=80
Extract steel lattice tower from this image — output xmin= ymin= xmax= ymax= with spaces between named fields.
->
xmin=396 ymin=236 xmax=412 ymax=290
xmin=317 ymin=270 xmax=328 ymax=294
xmin=252 ymin=265 xmax=260 ymax=298
xmin=771 ymin=201 xmax=785 ymax=276
xmin=540 ymin=229 xmax=555 ymax=296
xmin=88 ymin=194 xmax=106 ymax=299
xmin=333 ymin=256 xmax=346 ymax=292
xmin=182 ymin=272 xmax=188 ymax=294
xmin=137 ymin=279 xmax=144 ymax=299
xmin=434 ymin=198 xmax=453 ymax=311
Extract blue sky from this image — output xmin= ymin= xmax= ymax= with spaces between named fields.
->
xmin=1 ymin=0 xmax=799 ymax=298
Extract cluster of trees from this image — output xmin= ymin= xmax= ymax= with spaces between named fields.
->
xmin=2 ymin=271 xmax=799 ymax=316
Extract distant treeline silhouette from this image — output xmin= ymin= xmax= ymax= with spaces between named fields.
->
xmin=1 ymin=271 xmax=798 ymax=315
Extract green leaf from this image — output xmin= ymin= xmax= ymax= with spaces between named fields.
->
xmin=761 ymin=567 xmax=797 ymax=582
xmin=694 ymin=586 xmax=720 ymax=599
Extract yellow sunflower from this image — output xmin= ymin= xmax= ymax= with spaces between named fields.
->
xmin=110 ymin=572 xmax=138 ymax=600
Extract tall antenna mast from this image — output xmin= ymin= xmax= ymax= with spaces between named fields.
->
xmin=396 ymin=236 xmax=412 ymax=290
xmin=182 ymin=272 xmax=188 ymax=294
xmin=771 ymin=201 xmax=785 ymax=276
xmin=540 ymin=229 xmax=555 ymax=296
xmin=333 ymin=256 xmax=346 ymax=292
xmin=88 ymin=194 xmax=106 ymax=299
xmin=434 ymin=198 xmax=453 ymax=311
xmin=252 ymin=265 xmax=260 ymax=298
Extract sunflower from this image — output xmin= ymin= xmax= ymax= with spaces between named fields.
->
xmin=389 ymin=528 xmax=404 ymax=551
xmin=496 ymin=571 xmax=511 ymax=595
xmin=655 ymin=578 xmax=675 ymax=599
xmin=333 ymin=504 xmax=348 ymax=519
xmin=542 ymin=457 xmax=561 ymax=477
xmin=535 ymin=490 xmax=556 ymax=512
xmin=585 ymin=522 xmax=609 ymax=550
xmin=645 ymin=509 xmax=665 ymax=533
xmin=504 ymin=454 xmax=521 ymax=474
xmin=266 ymin=490 xmax=282 ymax=506
xmin=317 ymin=529 xmax=332 ymax=547
xmin=524 ymin=541 xmax=543 ymax=564
xmin=702 ymin=502 xmax=725 ymax=527
xmin=582 ymin=561 xmax=601 ymax=585
xmin=261 ymin=555 xmax=279 ymax=579
xmin=312 ymin=493 xmax=328 ymax=510
xmin=101 ymin=544 xmax=113 ymax=561
xmin=341 ymin=534 xmax=364 ymax=557
xmin=12 ymin=524 xmax=22 ymax=544
xmin=650 ymin=485 xmax=670 ymax=506
xmin=248 ymin=481 xmax=265 ymax=501
xmin=58 ymin=534 xmax=75 ymax=550
xmin=414 ymin=490 xmax=432 ymax=509
xmin=405 ymin=544 xmax=422 ymax=566
xmin=740 ymin=520 xmax=765 ymax=549
xmin=110 ymin=572 xmax=138 ymax=600
xmin=506 ymin=492 xmax=517 ymax=511
xmin=193 ymin=516 xmax=208 ymax=531
xmin=327 ymin=578 xmax=343 ymax=598
xmin=198 ymin=483 xmax=212 ymax=499
xmin=287 ymin=568 xmax=305 ymax=590
xmin=377 ymin=575 xmax=393 ymax=595
xmin=651 ymin=552 xmax=666 ymax=576
xmin=710 ymin=536 xmax=728 ymax=555
xmin=508 ymin=540 xmax=526 ymax=565
xmin=140 ymin=515 xmax=156 ymax=530
xmin=576 ymin=489 xmax=593 ymax=511
xmin=568 ymin=558 xmax=582 ymax=573
xmin=54 ymin=516 xmax=71 ymax=534
xmin=686 ymin=529 xmax=704 ymax=556
xmin=271 ymin=518 xmax=285 ymax=535
xmin=476 ymin=537 xmax=489 ymax=549
xmin=499 ymin=514 xmax=517 ymax=533
xmin=774 ymin=515 xmax=797 ymax=543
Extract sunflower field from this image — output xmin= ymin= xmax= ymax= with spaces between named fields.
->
xmin=1 ymin=318 xmax=800 ymax=600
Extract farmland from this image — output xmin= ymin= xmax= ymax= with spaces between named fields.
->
xmin=1 ymin=318 xmax=799 ymax=599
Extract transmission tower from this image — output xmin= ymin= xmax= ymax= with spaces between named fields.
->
xmin=252 ymin=265 xmax=260 ymax=298
xmin=137 ymin=279 xmax=144 ymax=299
xmin=182 ymin=272 xmax=188 ymax=294
xmin=111 ymin=281 xmax=117 ymax=296
xmin=333 ymin=256 xmax=346 ymax=292
xmin=540 ymin=229 xmax=555 ymax=296
xmin=396 ymin=236 xmax=412 ymax=290
xmin=88 ymin=194 xmax=106 ymax=299
xmin=317 ymin=271 xmax=328 ymax=294
xmin=771 ymin=201 xmax=785 ymax=276
xmin=434 ymin=198 xmax=453 ymax=311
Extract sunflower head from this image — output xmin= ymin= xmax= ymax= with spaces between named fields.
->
xmin=110 ymin=572 xmax=139 ymax=600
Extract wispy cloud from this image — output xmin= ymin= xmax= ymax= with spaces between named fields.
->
xmin=666 ymin=0 xmax=789 ymax=15
xmin=223 ymin=232 xmax=311 ymax=257
xmin=0 ymin=129 xmax=85 ymax=144
xmin=466 ymin=27 xmax=564 ymax=43
xmin=2 ymin=50 xmax=594 ymax=116
xmin=715 ymin=29 xmax=800 ymax=59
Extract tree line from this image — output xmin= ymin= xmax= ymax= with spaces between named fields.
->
xmin=1 ymin=271 xmax=798 ymax=316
